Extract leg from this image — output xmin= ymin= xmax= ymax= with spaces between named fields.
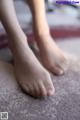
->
xmin=0 ymin=0 xmax=54 ymax=97
xmin=27 ymin=0 xmax=68 ymax=75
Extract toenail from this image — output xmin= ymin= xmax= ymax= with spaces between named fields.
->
xmin=42 ymin=91 xmax=47 ymax=96
xmin=47 ymin=89 xmax=54 ymax=96
xmin=59 ymin=70 xmax=64 ymax=75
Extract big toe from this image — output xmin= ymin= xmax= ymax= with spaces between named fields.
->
xmin=49 ymin=64 xmax=64 ymax=75
xmin=47 ymin=89 xmax=55 ymax=96
xmin=39 ymin=82 xmax=47 ymax=97
xmin=44 ymin=79 xmax=55 ymax=96
xmin=47 ymin=84 xmax=55 ymax=96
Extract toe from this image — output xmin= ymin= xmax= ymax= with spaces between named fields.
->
xmin=39 ymin=82 xmax=47 ymax=97
xmin=50 ymin=64 xmax=64 ymax=75
xmin=22 ymin=83 xmax=36 ymax=97
xmin=47 ymin=89 xmax=55 ymax=96
xmin=23 ymin=84 xmax=31 ymax=95
xmin=29 ymin=83 xmax=41 ymax=98
xmin=43 ymin=78 xmax=55 ymax=96
xmin=33 ymin=83 xmax=41 ymax=97
xmin=28 ymin=84 xmax=36 ymax=97
xmin=47 ymin=86 xmax=55 ymax=96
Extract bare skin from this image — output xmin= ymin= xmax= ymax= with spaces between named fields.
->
xmin=0 ymin=0 xmax=54 ymax=97
xmin=27 ymin=0 xmax=68 ymax=75
xmin=35 ymin=35 xmax=67 ymax=75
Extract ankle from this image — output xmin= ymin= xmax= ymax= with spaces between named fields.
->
xmin=34 ymin=29 xmax=51 ymax=45
xmin=9 ymin=35 xmax=29 ymax=59
xmin=34 ymin=26 xmax=50 ymax=39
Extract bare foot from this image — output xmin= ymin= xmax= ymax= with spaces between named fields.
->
xmin=35 ymin=34 xmax=68 ymax=75
xmin=14 ymin=43 xmax=55 ymax=98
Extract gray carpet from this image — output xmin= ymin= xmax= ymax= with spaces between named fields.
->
xmin=0 ymin=54 xmax=80 ymax=120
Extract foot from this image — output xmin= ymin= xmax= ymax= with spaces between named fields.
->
xmin=35 ymin=34 xmax=68 ymax=75
xmin=14 ymin=43 xmax=55 ymax=98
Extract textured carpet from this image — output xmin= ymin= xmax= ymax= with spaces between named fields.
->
xmin=0 ymin=53 xmax=80 ymax=120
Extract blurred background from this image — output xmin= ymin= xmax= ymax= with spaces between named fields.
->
xmin=0 ymin=0 xmax=80 ymax=61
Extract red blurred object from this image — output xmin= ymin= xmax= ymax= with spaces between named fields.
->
xmin=0 ymin=26 xmax=80 ymax=49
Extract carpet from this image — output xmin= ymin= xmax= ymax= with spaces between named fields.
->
xmin=0 ymin=53 xmax=80 ymax=120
